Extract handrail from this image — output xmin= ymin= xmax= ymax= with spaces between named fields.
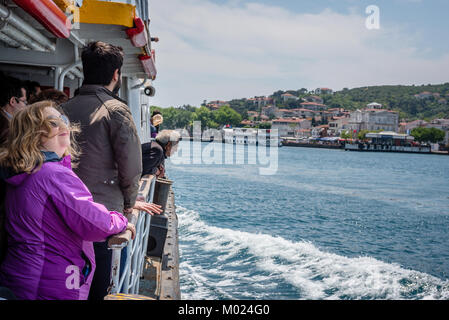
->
xmin=108 ymin=174 xmax=157 ymax=295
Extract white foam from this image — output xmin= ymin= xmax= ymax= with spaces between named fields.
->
xmin=177 ymin=206 xmax=449 ymax=300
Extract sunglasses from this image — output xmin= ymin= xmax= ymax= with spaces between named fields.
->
xmin=15 ymin=97 xmax=28 ymax=105
xmin=47 ymin=114 xmax=70 ymax=128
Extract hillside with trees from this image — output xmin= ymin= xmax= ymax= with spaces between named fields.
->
xmin=323 ymin=84 xmax=449 ymax=120
xmin=152 ymin=83 xmax=449 ymax=130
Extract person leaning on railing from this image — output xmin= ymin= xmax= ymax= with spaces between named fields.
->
xmin=0 ymin=101 xmax=136 ymax=300
xmin=61 ymin=41 xmax=163 ymax=300
xmin=142 ymin=130 xmax=181 ymax=179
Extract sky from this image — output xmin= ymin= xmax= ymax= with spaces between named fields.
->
xmin=147 ymin=0 xmax=449 ymax=108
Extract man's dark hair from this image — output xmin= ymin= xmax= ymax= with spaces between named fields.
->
xmin=0 ymin=76 xmax=25 ymax=108
xmin=23 ymin=80 xmax=40 ymax=100
xmin=29 ymin=88 xmax=68 ymax=105
xmin=152 ymin=110 xmax=162 ymax=117
xmin=81 ymin=41 xmax=124 ymax=86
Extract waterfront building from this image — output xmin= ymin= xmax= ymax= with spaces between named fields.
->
xmin=272 ymin=118 xmax=312 ymax=138
xmin=399 ymin=119 xmax=428 ymax=134
xmin=328 ymin=115 xmax=350 ymax=135
xmin=222 ymin=127 xmax=257 ymax=144
xmin=348 ymin=109 xmax=399 ymax=132
xmin=300 ymin=128 xmax=312 ymax=138
xmin=365 ymin=131 xmax=414 ymax=145
xmin=312 ymin=125 xmax=329 ymax=138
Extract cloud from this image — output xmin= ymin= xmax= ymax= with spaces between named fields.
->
xmin=148 ymin=0 xmax=449 ymax=107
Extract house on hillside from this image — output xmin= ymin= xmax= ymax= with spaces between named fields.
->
xmin=304 ymin=95 xmax=324 ymax=104
xmin=247 ymin=96 xmax=274 ymax=108
xmin=261 ymin=105 xmax=277 ymax=117
xmin=300 ymin=102 xmax=327 ymax=111
xmin=327 ymin=108 xmax=347 ymax=117
xmin=247 ymin=111 xmax=259 ymax=120
xmin=315 ymin=88 xmax=333 ymax=95
xmin=291 ymin=108 xmax=316 ymax=118
xmin=414 ymin=92 xmax=434 ymax=100
xmin=206 ymin=100 xmax=227 ymax=110
xmin=275 ymin=109 xmax=295 ymax=118
xmin=366 ymin=102 xmax=383 ymax=109
xmin=281 ymin=93 xmax=299 ymax=102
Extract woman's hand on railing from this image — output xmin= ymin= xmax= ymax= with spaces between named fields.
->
xmin=133 ymin=201 xmax=163 ymax=216
xmin=126 ymin=223 xmax=136 ymax=240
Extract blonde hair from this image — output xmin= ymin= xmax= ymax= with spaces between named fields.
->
xmin=0 ymin=100 xmax=80 ymax=174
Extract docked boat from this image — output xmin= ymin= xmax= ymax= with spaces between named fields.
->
xmin=344 ymin=131 xmax=431 ymax=153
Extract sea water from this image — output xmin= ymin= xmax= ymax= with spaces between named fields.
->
xmin=165 ymin=142 xmax=449 ymax=300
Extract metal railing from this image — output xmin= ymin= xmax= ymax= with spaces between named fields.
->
xmin=108 ymin=174 xmax=156 ymax=295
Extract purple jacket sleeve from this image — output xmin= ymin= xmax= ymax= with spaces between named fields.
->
xmin=49 ymin=168 xmax=128 ymax=242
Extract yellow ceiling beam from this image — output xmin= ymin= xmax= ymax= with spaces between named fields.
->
xmin=54 ymin=0 xmax=136 ymax=28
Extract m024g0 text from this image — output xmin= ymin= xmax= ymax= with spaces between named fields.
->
xmin=222 ymin=304 xmax=270 ymax=316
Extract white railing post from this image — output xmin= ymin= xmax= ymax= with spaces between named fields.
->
xmin=108 ymin=175 xmax=156 ymax=297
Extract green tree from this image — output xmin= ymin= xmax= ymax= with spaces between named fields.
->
xmin=156 ymin=107 xmax=194 ymax=130
xmin=257 ymin=122 xmax=272 ymax=129
xmin=411 ymin=127 xmax=445 ymax=143
xmin=340 ymin=130 xmax=352 ymax=139
xmin=192 ymin=106 xmax=217 ymax=129
xmin=213 ymin=105 xmax=242 ymax=127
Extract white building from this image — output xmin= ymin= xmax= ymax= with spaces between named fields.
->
xmin=328 ymin=115 xmax=350 ymax=135
xmin=349 ymin=109 xmax=399 ymax=132
xmin=272 ymin=118 xmax=312 ymax=137
xmin=366 ymin=102 xmax=383 ymax=109
xmin=222 ymin=128 xmax=258 ymax=144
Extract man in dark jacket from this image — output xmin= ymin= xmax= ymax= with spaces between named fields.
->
xmin=61 ymin=41 xmax=143 ymax=300
xmin=0 ymin=76 xmax=28 ymax=147
xmin=0 ymin=75 xmax=27 ymax=264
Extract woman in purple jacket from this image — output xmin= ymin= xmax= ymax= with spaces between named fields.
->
xmin=0 ymin=101 xmax=134 ymax=300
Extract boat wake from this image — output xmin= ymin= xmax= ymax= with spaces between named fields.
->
xmin=177 ymin=205 xmax=449 ymax=300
